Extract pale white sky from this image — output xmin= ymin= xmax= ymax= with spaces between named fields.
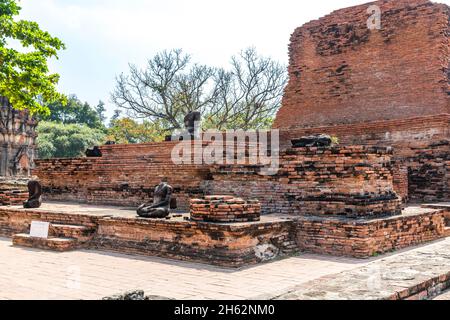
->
xmin=18 ymin=0 xmax=450 ymax=117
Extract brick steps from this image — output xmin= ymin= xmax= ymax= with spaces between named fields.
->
xmin=445 ymin=227 xmax=450 ymax=238
xmin=12 ymin=234 xmax=79 ymax=252
xmin=50 ymin=224 xmax=95 ymax=242
xmin=12 ymin=222 xmax=96 ymax=252
xmin=280 ymin=241 xmax=298 ymax=254
xmin=445 ymin=212 xmax=450 ymax=237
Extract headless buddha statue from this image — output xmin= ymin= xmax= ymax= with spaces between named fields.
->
xmin=183 ymin=111 xmax=201 ymax=138
xmin=23 ymin=180 xmax=42 ymax=209
xmin=137 ymin=180 xmax=173 ymax=218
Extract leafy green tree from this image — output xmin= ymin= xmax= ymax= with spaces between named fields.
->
xmin=107 ymin=117 xmax=166 ymax=144
xmin=36 ymin=121 xmax=105 ymax=159
xmin=109 ymin=109 xmax=122 ymax=127
xmin=95 ymin=100 xmax=107 ymax=124
xmin=41 ymin=95 xmax=105 ymax=129
xmin=0 ymin=0 xmax=66 ymax=114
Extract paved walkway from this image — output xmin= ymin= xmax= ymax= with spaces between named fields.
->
xmin=1 ymin=237 xmax=450 ymax=300
xmin=0 ymin=237 xmax=367 ymax=300
xmin=271 ymin=238 xmax=450 ymax=300
xmin=434 ymin=290 xmax=450 ymax=300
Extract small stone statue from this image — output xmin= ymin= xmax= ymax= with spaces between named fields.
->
xmin=291 ymin=134 xmax=333 ymax=148
xmin=85 ymin=146 xmax=103 ymax=157
xmin=183 ymin=111 xmax=201 ymax=138
xmin=137 ymin=179 xmax=173 ymax=218
xmin=23 ymin=180 xmax=42 ymax=209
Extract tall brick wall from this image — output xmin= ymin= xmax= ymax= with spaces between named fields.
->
xmin=274 ymin=0 xmax=450 ymax=130
xmin=272 ymin=0 xmax=450 ymax=203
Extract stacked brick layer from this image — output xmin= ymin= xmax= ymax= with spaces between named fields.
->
xmin=278 ymin=115 xmax=450 ymax=203
xmin=208 ymin=146 xmax=402 ymax=218
xmin=272 ymin=0 xmax=450 ymax=204
xmin=297 ymin=208 xmax=446 ymax=258
xmin=0 ymin=181 xmax=28 ymax=206
xmin=190 ymin=196 xmax=261 ymax=223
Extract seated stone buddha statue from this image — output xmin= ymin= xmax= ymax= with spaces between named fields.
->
xmin=137 ymin=179 xmax=173 ymax=219
xmin=23 ymin=180 xmax=42 ymax=209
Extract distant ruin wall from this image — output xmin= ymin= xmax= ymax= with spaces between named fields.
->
xmin=0 ymin=97 xmax=38 ymax=177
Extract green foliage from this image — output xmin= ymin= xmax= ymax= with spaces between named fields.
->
xmin=36 ymin=121 xmax=105 ymax=159
xmin=331 ymin=136 xmax=340 ymax=145
xmin=0 ymin=0 xmax=66 ymax=114
xmin=107 ymin=117 xmax=166 ymax=144
xmin=41 ymin=94 xmax=105 ymax=130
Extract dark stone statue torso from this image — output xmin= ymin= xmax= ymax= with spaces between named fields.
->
xmin=184 ymin=111 xmax=201 ymax=137
xmin=137 ymin=182 xmax=173 ymax=218
xmin=23 ymin=180 xmax=42 ymax=209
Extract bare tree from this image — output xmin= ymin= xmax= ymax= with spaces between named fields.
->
xmin=111 ymin=49 xmax=216 ymax=130
xmin=111 ymin=48 xmax=287 ymax=132
xmin=207 ymin=48 xmax=287 ymax=130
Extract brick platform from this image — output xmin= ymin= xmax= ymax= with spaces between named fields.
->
xmin=278 ymin=116 xmax=450 ymax=203
xmin=0 ymin=202 xmax=446 ymax=265
xmin=0 ymin=203 xmax=297 ymax=268
xmin=296 ymin=206 xmax=446 ymax=258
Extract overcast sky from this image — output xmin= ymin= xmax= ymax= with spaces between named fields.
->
xmin=19 ymin=0 xmax=450 ymax=117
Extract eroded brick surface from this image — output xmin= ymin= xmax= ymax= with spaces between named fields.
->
xmin=209 ymin=146 xmax=402 ymax=218
xmin=190 ymin=196 xmax=261 ymax=223
xmin=274 ymin=0 xmax=450 ymax=130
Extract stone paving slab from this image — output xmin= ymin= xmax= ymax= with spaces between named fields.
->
xmin=434 ymin=290 xmax=450 ymax=300
xmin=266 ymin=238 xmax=450 ymax=300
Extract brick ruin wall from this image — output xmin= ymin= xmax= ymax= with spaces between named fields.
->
xmin=297 ymin=208 xmax=446 ymax=258
xmin=207 ymin=146 xmax=402 ymax=218
xmin=273 ymin=0 xmax=450 ymax=203
xmin=34 ymin=142 xmax=402 ymax=219
xmin=274 ymin=0 xmax=449 ymax=130
xmin=18 ymin=139 xmax=449 ymax=261
xmin=279 ymin=115 xmax=450 ymax=203
xmin=34 ymin=142 xmax=212 ymax=210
